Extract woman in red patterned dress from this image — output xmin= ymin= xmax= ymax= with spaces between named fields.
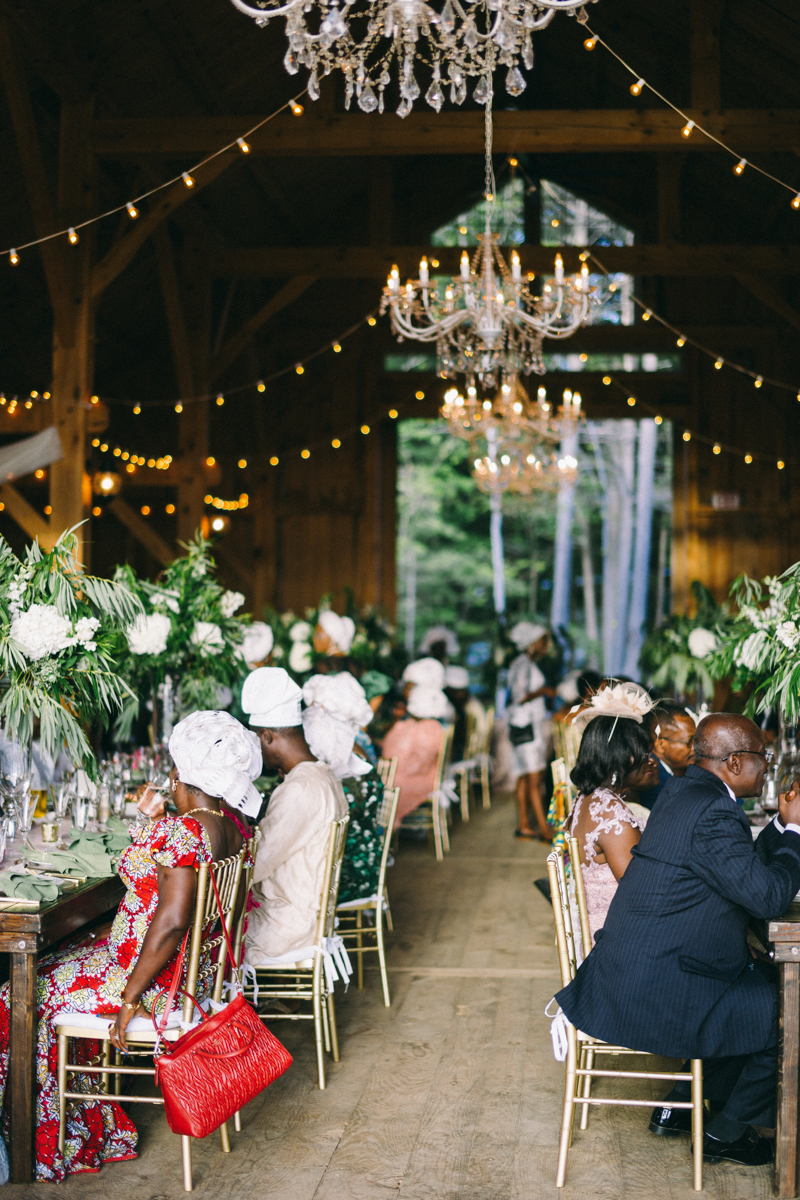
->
xmin=0 ymin=710 xmax=262 ymax=1181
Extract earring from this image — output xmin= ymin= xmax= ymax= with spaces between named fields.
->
xmin=170 ymin=778 xmax=178 ymax=793
xmin=611 ymin=772 xmax=618 ymax=786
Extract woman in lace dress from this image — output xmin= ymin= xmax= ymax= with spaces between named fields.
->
xmin=566 ymin=704 xmax=659 ymax=944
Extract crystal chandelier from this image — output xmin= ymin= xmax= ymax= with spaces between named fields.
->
xmin=381 ymin=99 xmax=596 ymax=387
xmin=230 ymin=0 xmax=594 ymax=117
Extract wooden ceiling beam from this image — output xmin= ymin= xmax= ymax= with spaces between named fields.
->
xmin=209 ymin=273 xmax=319 ymax=382
xmin=90 ymin=108 xmax=800 ymax=157
xmin=736 ymin=274 xmax=800 ymax=334
xmin=213 ymin=244 xmax=800 ymax=278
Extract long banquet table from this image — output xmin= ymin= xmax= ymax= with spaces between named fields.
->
xmin=0 ymin=875 xmax=125 ymax=1183
xmin=769 ymin=902 xmax=800 ymax=1198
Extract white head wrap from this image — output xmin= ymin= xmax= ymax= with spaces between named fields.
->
xmin=303 ymin=672 xmax=373 ymax=728
xmin=444 ymin=665 xmax=470 ymax=689
xmin=240 ymin=622 xmax=274 ymax=667
xmin=241 ymin=666 xmax=303 ymax=728
xmin=317 ymin=611 xmax=356 ymax=655
xmin=302 ymin=706 xmax=371 ymax=779
xmin=570 ymin=680 xmax=656 ymax=735
xmin=402 ymin=657 xmax=446 ymax=690
xmin=169 ymin=710 xmax=263 ymax=817
xmin=509 ymin=621 xmax=549 ymax=650
xmin=407 ymin=684 xmax=452 ymax=720
xmin=556 ymin=670 xmax=581 ymax=704
xmin=419 ymin=625 xmax=459 ymax=657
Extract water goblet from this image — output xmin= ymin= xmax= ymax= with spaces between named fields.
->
xmin=48 ymin=781 xmax=73 ymax=848
xmin=72 ymin=796 xmax=89 ymax=833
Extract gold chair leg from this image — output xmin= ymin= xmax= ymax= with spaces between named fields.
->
xmin=691 ymin=1059 xmax=703 ymax=1191
xmin=441 ymin=803 xmax=450 ymax=853
xmin=556 ymin=1027 xmax=578 ymax=1188
xmin=376 ymin=904 xmax=391 ymax=1007
xmin=327 ymin=992 xmax=340 ymax=1062
xmin=219 ymin=1120 xmax=231 ymax=1153
xmin=460 ymin=770 xmax=470 ymax=822
xmin=356 ymin=909 xmax=364 ymax=989
xmin=481 ymin=759 xmax=491 ymax=808
xmin=432 ymin=801 xmax=443 ymax=861
xmin=101 ymin=1040 xmax=111 ymax=1095
xmin=384 ymin=886 xmax=393 ymax=933
xmin=579 ymin=1045 xmax=595 ymax=1131
xmin=57 ymin=1033 xmax=68 ymax=1155
xmin=312 ymin=987 xmax=326 ymax=1090
xmin=233 ymin=1110 xmax=242 ymax=1133
xmin=182 ymin=1135 xmax=193 ymax=1191
xmin=112 ymin=1044 xmax=122 ymax=1095
xmin=321 ymin=989 xmax=332 ymax=1053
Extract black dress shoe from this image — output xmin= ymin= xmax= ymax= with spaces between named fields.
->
xmin=649 ymin=1105 xmax=694 ymax=1137
xmin=702 ymin=1127 xmax=774 ymax=1166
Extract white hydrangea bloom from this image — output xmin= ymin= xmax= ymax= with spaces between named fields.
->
xmin=220 ymin=590 xmax=245 ymax=619
xmin=777 ymin=621 xmax=800 ymax=651
xmin=11 ymin=604 xmax=75 ymax=660
xmin=687 ymin=628 xmax=717 ymax=660
xmin=191 ymin=621 xmax=225 ymax=656
xmin=289 ymin=640 xmax=312 ymax=673
xmin=127 ymin=612 xmax=171 ymax=656
xmin=7 ymin=577 xmax=27 ymax=615
xmin=151 ymin=591 xmax=180 ymax=614
xmin=74 ymin=616 xmax=100 ymax=652
xmin=289 ymin=621 xmax=312 ymax=643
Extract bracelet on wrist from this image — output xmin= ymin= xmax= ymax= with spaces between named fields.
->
xmin=121 ymin=998 xmax=139 ymax=1012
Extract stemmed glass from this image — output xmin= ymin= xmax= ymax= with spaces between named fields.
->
xmin=0 ymin=739 xmax=33 ymax=859
xmin=72 ymin=796 xmax=89 ymax=834
xmin=47 ymin=781 xmax=74 ymax=849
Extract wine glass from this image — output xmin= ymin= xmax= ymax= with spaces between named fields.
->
xmin=72 ymin=796 xmax=89 ymax=833
xmin=47 ymin=780 xmax=73 ymax=848
xmin=0 ymin=738 xmax=33 ymax=858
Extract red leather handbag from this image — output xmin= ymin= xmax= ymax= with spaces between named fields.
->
xmin=152 ymin=870 xmax=292 ymax=1138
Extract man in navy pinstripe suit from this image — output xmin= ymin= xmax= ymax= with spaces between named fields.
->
xmin=556 ymin=714 xmax=800 ymax=1167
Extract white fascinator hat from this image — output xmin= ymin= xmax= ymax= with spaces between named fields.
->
xmin=570 ymin=680 xmax=656 ymax=739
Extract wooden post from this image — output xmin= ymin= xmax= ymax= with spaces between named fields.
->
xmin=690 ymin=0 xmax=724 ymax=111
xmin=657 ymin=155 xmax=684 ymax=244
xmin=178 ymin=237 xmax=210 ymax=543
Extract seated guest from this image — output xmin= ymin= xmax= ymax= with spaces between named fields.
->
xmin=242 ymin=668 xmax=348 ymax=962
xmin=566 ymin=683 xmax=659 ymax=942
xmin=382 ymin=677 xmax=452 ymax=826
xmin=419 ymin=624 xmax=459 ymax=665
xmin=0 ymin=710 xmax=258 ymax=1181
xmin=556 ymin=713 xmax=800 ymax=1167
xmin=302 ymin=672 xmax=374 ymax=779
xmin=354 ymin=670 xmax=393 ymax=765
xmin=638 ymin=702 xmax=696 ymax=810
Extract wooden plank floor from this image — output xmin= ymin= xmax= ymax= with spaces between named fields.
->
xmin=8 ymin=792 xmax=775 ymax=1197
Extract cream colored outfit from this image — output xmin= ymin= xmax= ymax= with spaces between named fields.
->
xmin=245 ymin=760 xmax=347 ymax=962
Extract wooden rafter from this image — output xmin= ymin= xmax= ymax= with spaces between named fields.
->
xmin=210 ymin=274 xmax=319 ymax=382
xmin=0 ymin=485 xmax=56 ymax=549
xmin=213 ymin=244 xmax=800 ymax=279
xmin=108 ymin=498 xmax=174 ymax=566
xmin=153 ymin=224 xmax=195 ymax=396
xmin=91 ymin=109 xmax=800 ymax=157
xmin=736 ymin=275 xmax=800 ymax=334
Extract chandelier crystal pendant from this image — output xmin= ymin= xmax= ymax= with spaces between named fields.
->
xmin=230 ymin=0 xmax=595 ymax=117
xmin=380 ymin=98 xmax=596 ymax=389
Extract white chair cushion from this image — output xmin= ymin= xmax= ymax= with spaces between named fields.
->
xmin=336 ymin=895 xmax=380 ymax=910
xmin=248 ymin=947 xmax=317 ymax=969
xmin=54 ymin=1009 xmax=199 ymax=1035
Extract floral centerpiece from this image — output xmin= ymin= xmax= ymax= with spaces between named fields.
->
xmin=709 ymin=564 xmax=800 ymax=720
xmin=113 ymin=533 xmax=252 ymax=740
xmin=0 ymin=528 xmax=141 ymax=773
xmin=639 ymin=581 xmax=729 ymax=700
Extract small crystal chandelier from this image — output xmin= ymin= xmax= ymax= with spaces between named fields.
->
xmin=381 ymin=96 xmax=596 ymax=388
xmin=230 ymin=0 xmax=594 ymax=117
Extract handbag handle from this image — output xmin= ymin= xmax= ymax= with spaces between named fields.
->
xmin=192 ymin=1023 xmax=255 ymax=1058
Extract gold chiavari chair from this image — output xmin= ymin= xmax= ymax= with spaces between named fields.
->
xmin=474 ymin=704 xmax=494 ymax=810
xmin=56 ymin=844 xmax=249 ymax=1192
xmin=399 ymin=723 xmax=454 ymax=861
xmin=230 ymin=829 xmax=260 ymax=1135
xmin=546 ymin=846 xmax=703 ymax=1191
xmin=336 ymin=785 xmax=400 ymax=1006
xmin=376 ymin=756 xmax=398 ymax=790
xmin=243 ymin=815 xmax=349 ymax=1090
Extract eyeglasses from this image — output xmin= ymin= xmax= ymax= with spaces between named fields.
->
xmin=707 ymin=748 xmax=774 ymax=763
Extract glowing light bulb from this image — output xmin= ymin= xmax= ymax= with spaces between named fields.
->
xmin=237 ymin=138 xmax=251 ymax=154
xmin=290 ymin=101 xmax=304 ymax=116
xmin=630 ymin=78 xmax=645 ymax=96
xmin=682 ymin=431 xmax=691 ymax=442
xmin=627 ymin=396 xmax=636 ymax=407
xmin=583 ymin=35 xmax=597 ymax=49
xmin=68 ymin=227 xmax=79 ymax=244
xmin=295 ymin=363 xmax=304 ymax=375
xmin=681 ymin=120 xmax=695 ymax=138
xmin=714 ymin=358 xmax=723 ymax=370
xmin=602 ymin=375 xmax=612 ymax=386
xmin=301 ymin=449 xmax=310 ymax=459
xmin=713 ymin=444 xmax=721 ymax=455
xmin=676 ymin=337 xmax=686 ymax=347
xmin=554 ymin=253 xmax=564 ymax=284
xmin=745 ymin=454 xmax=753 ymax=464
xmin=270 ymin=456 xmax=279 ymax=465
xmin=127 ymin=202 xmax=139 ymax=219
xmin=332 ymin=438 xmax=341 ymax=448
xmin=778 ymin=460 xmax=786 ymax=470
xmin=182 ymin=172 xmax=195 ymax=188
xmin=793 ymin=194 xmax=800 ymax=210
xmin=642 ymin=310 xmax=651 ymax=321
xmin=9 ymin=249 xmax=18 ymax=265
xmin=654 ymin=415 xmax=663 ymax=425
xmin=216 ymin=394 xmax=224 ymax=406
xmin=755 ymin=376 xmax=763 ymax=388
xmin=733 ymin=158 xmax=746 ymax=176
xmin=361 ymin=425 xmax=370 ymax=435
xmin=133 ymin=405 xmax=141 ymax=415
xmin=257 ymin=380 xmax=265 ymax=392
xmin=175 ymin=403 xmax=183 ymax=413
xmin=460 ymin=252 xmax=470 ymax=281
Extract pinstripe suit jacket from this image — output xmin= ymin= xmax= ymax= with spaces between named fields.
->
xmin=556 ymin=765 xmax=800 ymax=1058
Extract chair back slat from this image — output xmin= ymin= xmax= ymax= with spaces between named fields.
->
xmin=375 ymin=786 xmax=400 ymax=898
xmin=376 ymin=756 xmax=398 ymax=790
xmin=182 ymin=846 xmax=247 ymax=1021
xmin=478 ymin=706 xmax=494 ymax=757
xmin=546 ymin=847 xmax=579 ymax=988
xmin=433 ymin=724 xmax=455 ymax=793
xmin=567 ymin=834 xmax=592 ymax=965
xmin=314 ymin=814 xmax=350 ymax=944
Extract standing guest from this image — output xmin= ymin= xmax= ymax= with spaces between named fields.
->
xmin=556 ymin=714 xmax=800 ymax=1167
xmin=565 ymin=683 xmax=660 ymax=941
xmin=242 ymin=667 xmax=348 ymax=962
xmin=382 ymin=677 xmax=452 ymax=826
xmin=638 ymin=703 xmax=696 ymax=810
xmin=507 ymin=622 xmax=556 ymax=841
xmin=444 ymin=665 xmax=487 ymax=762
xmin=419 ymin=624 xmax=459 ymax=665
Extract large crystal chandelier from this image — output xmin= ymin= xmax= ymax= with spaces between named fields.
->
xmin=381 ymin=98 xmax=596 ymax=387
xmin=230 ymin=0 xmax=594 ymax=116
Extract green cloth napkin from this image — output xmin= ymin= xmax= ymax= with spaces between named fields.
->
xmin=0 ymin=869 xmax=60 ymax=902
xmin=25 ymin=836 xmax=114 ymax=877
